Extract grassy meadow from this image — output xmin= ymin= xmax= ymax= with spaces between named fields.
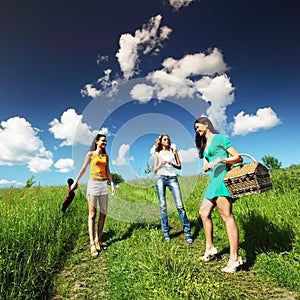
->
xmin=0 ymin=166 xmax=299 ymax=299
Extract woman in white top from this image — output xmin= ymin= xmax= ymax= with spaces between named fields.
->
xmin=154 ymin=134 xmax=193 ymax=244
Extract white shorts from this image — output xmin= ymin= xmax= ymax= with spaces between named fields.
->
xmin=87 ymin=179 xmax=109 ymax=196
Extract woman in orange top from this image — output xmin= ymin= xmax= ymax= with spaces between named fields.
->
xmin=72 ymin=134 xmax=115 ymax=257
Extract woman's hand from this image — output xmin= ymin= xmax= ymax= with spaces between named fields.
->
xmin=111 ymin=187 xmax=116 ymax=196
xmin=161 ymin=161 xmax=168 ymax=167
xmin=207 ymin=157 xmax=225 ymax=170
xmin=70 ymin=181 xmax=78 ymax=191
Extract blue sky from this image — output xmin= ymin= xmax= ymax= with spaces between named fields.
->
xmin=0 ymin=0 xmax=299 ymax=187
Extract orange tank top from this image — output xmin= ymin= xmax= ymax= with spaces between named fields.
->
xmin=90 ymin=152 xmax=107 ymax=179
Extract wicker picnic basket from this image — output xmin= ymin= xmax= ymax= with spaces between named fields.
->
xmin=224 ymin=154 xmax=272 ymax=199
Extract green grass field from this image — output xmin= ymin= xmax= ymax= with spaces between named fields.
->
xmin=0 ymin=166 xmax=299 ymax=299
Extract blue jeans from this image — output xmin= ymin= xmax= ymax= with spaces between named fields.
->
xmin=155 ymin=176 xmax=191 ymax=237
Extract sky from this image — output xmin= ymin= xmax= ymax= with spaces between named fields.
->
xmin=0 ymin=0 xmax=299 ymax=188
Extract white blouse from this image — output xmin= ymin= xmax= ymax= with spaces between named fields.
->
xmin=156 ymin=151 xmax=177 ymax=176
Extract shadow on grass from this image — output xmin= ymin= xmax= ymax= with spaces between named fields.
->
xmin=102 ymin=222 xmax=161 ymax=246
xmin=239 ymin=211 xmax=294 ymax=269
xmin=190 ymin=218 xmax=203 ymax=241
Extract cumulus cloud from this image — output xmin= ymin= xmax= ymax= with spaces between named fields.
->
xmin=0 ymin=117 xmax=53 ymax=172
xmin=28 ymin=155 xmax=53 ymax=173
xmin=150 ymin=144 xmax=156 ymax=157
xmin=49 ymin=108 xmax=106 ymax=147
xmin=130 ymin=83 xmax=155 ymax=102
xmin=162 ymin=48 xmax=228 ymax=78
xmin=169 ymin=0 xmax=193 ymax=10
xmin=178 ymin=148 xmax=198 ymax=163
xmin=195 ymin=74 xmax=235 ymax=131
xmin=130 ymin=48 xmax=229 ymax=102
xmin=0 ymin=179 xmax=23 ymax=187
xmin=116 ymin=14 xmax=172 ymax=79
xmin=112 ymin=144 xmax=134 ymax=166
xmin=54 ymin=158 xmax=74 ymax=173
xmin=232 ymin=107 xmax=281 ymax=136
xmin=81 ymin=69 xmax=121 ymax=98
xmin=130 ymin=48 xmax=233 ymax=128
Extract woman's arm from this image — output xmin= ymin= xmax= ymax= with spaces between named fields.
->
xmin=171 ymin=150 xmax=182 ymax=170
xmin=224 ymin=146 xmax=243 ymax=166
xmin=153 ymin=152 xmax=166 ymax=173
xmin=105 ymin=155 xmax=116 ymax=195
xmin=71 ymin=151 xmax=92 ymax=189
xmin=203 ymin=158 xmax=210 ymax=172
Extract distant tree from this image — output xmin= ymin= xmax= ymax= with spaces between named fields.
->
xmin=144 ymin=161 xmax=153 ymax=175
xmin=111 ymin=173 xmax=124 ymax=185
xmin=262 ymin=155 xmax=282 ymax=169
xmin=25 ymin=176 xmax=36 ymax=188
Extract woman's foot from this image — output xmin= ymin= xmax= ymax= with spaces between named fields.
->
xmin=164 ymin=233 xmax=170 ymax=241
xmin=90 ymin=243 xmax=98 ymax=257
xmin=221 ymin=256 xmax=243 ymax=274
xmin=95 ymin=239 xmax=108 ymax=251
xmin=186 ymin=235 xmax=193 ymax=244
xmin=200 ymin=247 xmax=219 ymax=262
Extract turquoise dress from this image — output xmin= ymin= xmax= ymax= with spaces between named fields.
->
xmin=203 ymin=134 xmax=232 ymax=199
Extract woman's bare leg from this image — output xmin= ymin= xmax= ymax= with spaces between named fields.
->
xmin=216 ymin=196 xmax=239 ymax=266
xmin=88 ymin=195 xmax=98 ymax=245
xmin=96 ymin=194 xmax=108 ymax=245
xmin=199 ymin=198 xmax=216 ymax=252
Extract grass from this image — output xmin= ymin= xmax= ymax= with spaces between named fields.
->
xmin=0 ymin=166 xmax=299 ymax=299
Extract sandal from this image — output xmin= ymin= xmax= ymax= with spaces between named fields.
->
xmin=95 ymin=239 xmax=108 ymax=251
xmin=90 ymin=243 xmax=98 ymax=257
xmin=200 ymin=247 xmax=219 ymax=262
xmin=221 ymin=256 xmax=243 ymax=274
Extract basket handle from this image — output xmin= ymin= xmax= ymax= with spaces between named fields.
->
xmin=238 ymin=153 xmax=257 ymax=163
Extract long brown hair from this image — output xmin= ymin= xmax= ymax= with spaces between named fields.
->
xmin=155 ymin=134 xmax=172 ymax=153
xmin=194 ymin=117 xmax=218 ymax=158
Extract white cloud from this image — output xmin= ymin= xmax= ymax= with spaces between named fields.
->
xmin=0 ymin=179 xmax=23 ymax=187
xmin=28 ymin=156 xmax=53 ymax=173
xmin=49 ymin=108 xmax=101 ymax=146
xmin=146 ymin=69 xmax=195 ymax=100
xmin=112 ymin=144 xmax=134 ymax=166
xmin=130 ymin=48 xmax=232 ymax=119
xmin=116 ymin=14 xmax=172 ymax=79
xmin=162 ymin=48 xmax=228 ymax=78
xmin=232 ymin=107 xmax=281 ymax=136
xmin=195 ymin=74 xmax=235 ymax=131
xmin=150 ymin=144 xmax=156 ymax=157
xmin=0 ymin=117 xmax=53 ymax=172
xmin=178 ymin=148 xmax=198 ymax=163
xmin=169 ymin=0 xmax=193 ymax=10
xmin=81 ymin=83 xmax=102 ymax=98
xmin=54 ymin=158 xmax=74 ymax=173
xmin=130 ymin=83 xmax=155 ymax=102
xmin=81 ymin=69 xmax=121 ymax=98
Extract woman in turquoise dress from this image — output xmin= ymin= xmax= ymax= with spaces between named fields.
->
xmin=194 ymin=117 xmax=243 ymax=274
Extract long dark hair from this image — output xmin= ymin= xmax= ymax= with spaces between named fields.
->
xmin=89 ymin=134 xmax=107 ymax=153
xmin=194 ymin=117 xmax=218 ymax=158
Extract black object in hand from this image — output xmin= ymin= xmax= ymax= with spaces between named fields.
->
xmin=62 ymin=178 xmax=77 ymax=213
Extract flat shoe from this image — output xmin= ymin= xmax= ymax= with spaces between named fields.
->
xmin=90 ymin=243 xmax=98 ymax=257
xmin=95 ymin=239 xmax=107 ymax=251
xmin=200 ymin=247 xmax=218 ymax=262
xmin=221 ymin=256 xmax=243 ymax=274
